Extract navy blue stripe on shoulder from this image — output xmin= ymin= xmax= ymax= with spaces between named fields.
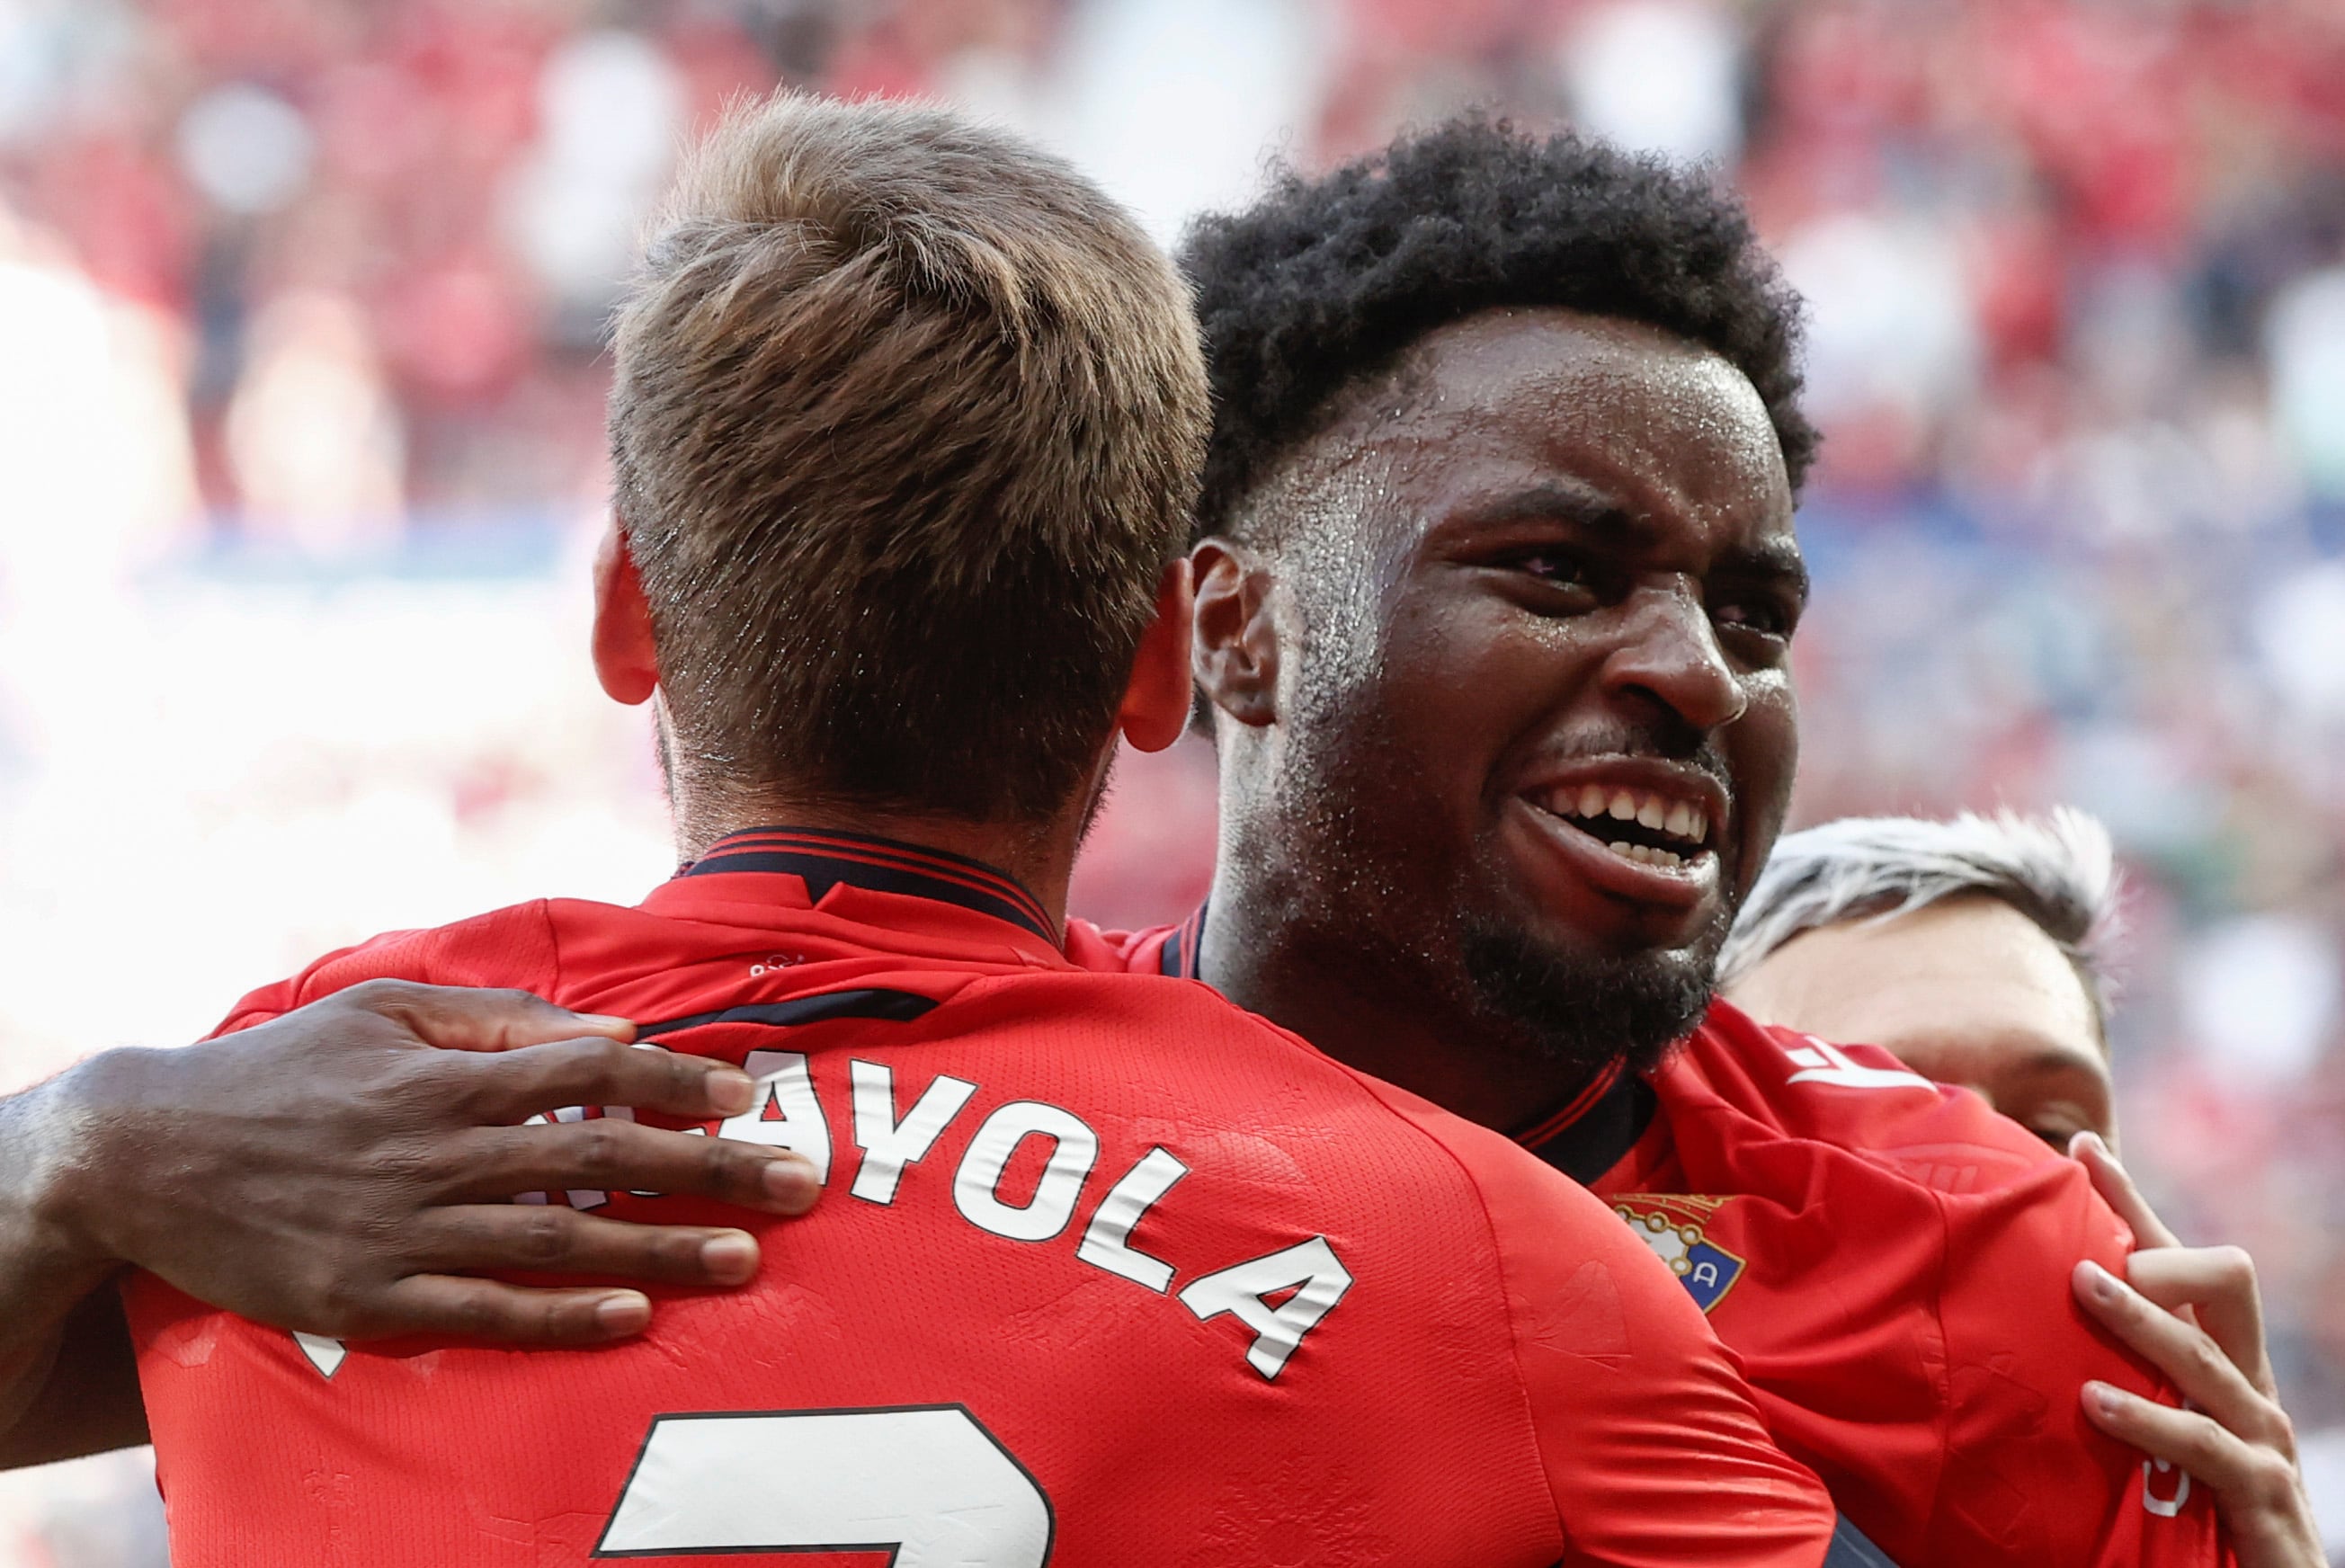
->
xmin=638 ymin=989 xmax=939 ymax=1039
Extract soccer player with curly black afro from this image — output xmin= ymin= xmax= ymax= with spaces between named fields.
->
xmin=1064 ymin=115 xmax=2229 ymax=1568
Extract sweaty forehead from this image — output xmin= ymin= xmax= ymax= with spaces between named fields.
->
xmin=1296 ymin=306 xmax=1793 ymax=544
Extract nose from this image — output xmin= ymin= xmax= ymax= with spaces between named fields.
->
xmin=1600 ymin=582 xmax=1748 ymax=732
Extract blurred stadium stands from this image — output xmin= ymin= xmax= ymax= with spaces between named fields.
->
xmin=2 ymin=0 xmax=2343 ymax=1561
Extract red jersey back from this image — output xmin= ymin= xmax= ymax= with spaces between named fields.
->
xmin=1082 ymin=916 xmax=2228 ymax=1568
xmin=127 ymin=829 xmax=1834 ymax=1568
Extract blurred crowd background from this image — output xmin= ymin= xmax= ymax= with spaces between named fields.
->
xmin=3 ymin=0 xmax=2345 ymax=1562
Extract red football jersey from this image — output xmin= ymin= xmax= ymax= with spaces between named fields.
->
xmin=1082 ymin=915 xmax=2229 ymax=1568
xmin=127 ymin=829 xmax=1836 ymax=1568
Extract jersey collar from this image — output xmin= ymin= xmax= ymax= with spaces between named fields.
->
xmin=644 ymin=824 xmax=1062 ymax=960
xmin=1518 ymin=1067 xmax=1658 ymax=1187
xmin=1155 ymin=901 xmax=1209 ymax=979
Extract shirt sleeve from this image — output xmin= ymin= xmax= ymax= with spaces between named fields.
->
xmin=210 ymin=942 xmax=376 ymax=1034
xmin=1738 ymin=1023 xmax=2228 ymax=1566
xmin=1929 ymin=1153 xmax=2227 ymax=1566
xmin=208 ymin=903 xmax=560 ymax=1037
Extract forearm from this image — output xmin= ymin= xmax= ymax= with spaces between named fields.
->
xmin=0 ymin=1289 xmax=145 ymax=1467
xmin=0 ymin=1060 xmax=138 ymax=1455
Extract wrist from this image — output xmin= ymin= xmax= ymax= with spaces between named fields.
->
xmin=8 ymin=1049 xmax=157 ymax=1283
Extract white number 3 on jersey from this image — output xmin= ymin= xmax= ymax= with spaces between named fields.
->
xmin=594 ymin=1404 xmax=1052 ymax=1564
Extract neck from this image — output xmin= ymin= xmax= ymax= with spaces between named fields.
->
xmin=674 ymin=781 xmax=1085 ymax=936
xmin=1193 ymin=814 xmax=1605 ymax=1138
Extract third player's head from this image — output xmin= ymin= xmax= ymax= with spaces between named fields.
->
xmin=595 ymin=94 xmax=1205 ymax=859
xmin=1184 ymin=118 xmax=1815 ymax=1083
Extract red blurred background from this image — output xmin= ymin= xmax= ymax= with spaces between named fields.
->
xmin=3 ymin=1 xmax=2344 ymax=1561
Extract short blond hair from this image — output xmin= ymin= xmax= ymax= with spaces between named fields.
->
xmin=610 ymin=94 xmax=1207 ymax=822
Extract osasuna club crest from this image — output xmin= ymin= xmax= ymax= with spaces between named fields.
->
xmin=1612 ymin=1194 xmax=1746 ymax=1314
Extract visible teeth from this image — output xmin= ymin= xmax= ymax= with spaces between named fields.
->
xmin=1606 ymin=841 xmax=1687 ymax=869
xmin=1606 ymin=841 xmax=1637 ymax=860
xmin=1542 ymin=784 xmax=1713 ymax=850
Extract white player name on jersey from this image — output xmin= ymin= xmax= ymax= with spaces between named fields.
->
xmin=504 ymin=1052 xmax=1354 ymax=1384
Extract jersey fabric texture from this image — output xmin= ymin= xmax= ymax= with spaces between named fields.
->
xmin=126 ymin=828 xmax=1836 ymax=1568
xmin=1079 ymin=914 xmax=2230 ymax=1568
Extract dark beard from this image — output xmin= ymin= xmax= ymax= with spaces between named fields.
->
xmin=1458 ymin=914 xmax=1725 ymax=1083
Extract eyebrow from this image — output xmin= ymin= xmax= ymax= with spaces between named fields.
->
xmin=2017 ymin=1047 xmax=2114 ymax=1082
xmin=1454 ymin=483 xmax=1810 ymax=595
xmin=1954 ymin=1042 xmax=2112 ymax=1100
xmin=1714 ymin=536 xmax=1811 ymax=608
xmin=1446 ymin=481 xmax=1647 ymax=541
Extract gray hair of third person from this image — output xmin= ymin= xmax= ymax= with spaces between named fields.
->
xmin=1719 ymin=809 xmax=2125 ymax=1041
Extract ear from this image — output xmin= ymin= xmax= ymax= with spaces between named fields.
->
xmin=591 ymin=518 xmax=660 ymax=707
xmin=1189 ymin=537 xmax=1277 ymax=728
xmin=1116 ymin=558 xmax=1197 ymax=753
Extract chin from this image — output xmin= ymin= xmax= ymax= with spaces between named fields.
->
xmin=1458 ymin=909 xmax=1728 ymax=1079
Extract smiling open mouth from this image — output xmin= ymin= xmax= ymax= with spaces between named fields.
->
xmin=1527 ymin=783 xmax=1716 ymax=871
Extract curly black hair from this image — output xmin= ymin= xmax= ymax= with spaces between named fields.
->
xmin=1178 ymin=115 xmax=1817 ymax=539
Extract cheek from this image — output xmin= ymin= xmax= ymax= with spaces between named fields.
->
xmin=1725 ymin=679 xmax=1799 ymax=865
xmin=1363 ymin=599 xmax=1547 ymax=754
xmin=1742 ymin=674 xmax=1799 ymax=788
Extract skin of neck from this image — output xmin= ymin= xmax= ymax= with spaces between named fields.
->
xmin=589 ymin=519 xmax=1199 ymax=940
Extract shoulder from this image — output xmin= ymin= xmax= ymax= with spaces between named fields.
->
xmin=949 ymin=965 xmax=1347 ymax=1073
xmin=947 ymin=968 xmax=1605 ymax=1204
xmin=1657 ymin=999 xmax=2135 ymax=1301
xmin=1668 ymin=999 xmax=2065 ymax=1180
xmin=214 ymin=899 xmax=576 ymax=1035
xmin=1378 ymin=1077 xmax=1844 ymax=1560
xmin=1332 ymin=1071 xmax=1683 ymax=1303
xmin=1670 ymin=1000 xmax=2141 ymax=1342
